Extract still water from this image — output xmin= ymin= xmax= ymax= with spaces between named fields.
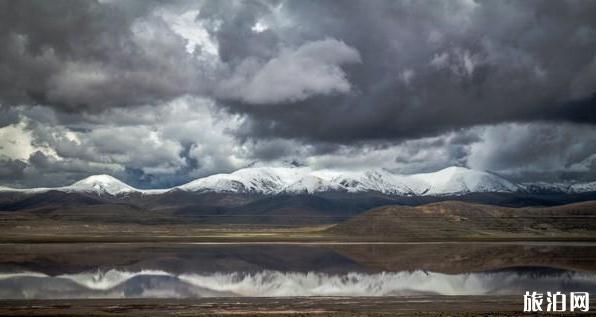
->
xmin=0 ymin=242 xmax=595 ymax=299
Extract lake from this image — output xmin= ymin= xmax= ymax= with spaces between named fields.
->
xmin=0 ymin=242 xmax=595 ymax=299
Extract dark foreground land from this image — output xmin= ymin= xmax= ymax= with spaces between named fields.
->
xmin=1 ymin=200 xmax=596 ymax=243
xmin=1 ymin=201 xmax=595 ymax=316
xmin=1 ymin=296 xmax=595 ymax=317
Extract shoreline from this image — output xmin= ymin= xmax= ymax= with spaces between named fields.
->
xmin=2 ymin=240 xmax=596 ymax=245
xmin=2 ymin=236 xmax=596 ymax=243
xmin=0 ymin=296 xmax=593 ymax=316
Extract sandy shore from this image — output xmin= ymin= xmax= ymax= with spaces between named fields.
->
xmin=1 ymin=296 xmax=593 ymax=316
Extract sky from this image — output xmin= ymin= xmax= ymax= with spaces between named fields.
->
xmin=0 ymin=0 xmax=595 ymax=188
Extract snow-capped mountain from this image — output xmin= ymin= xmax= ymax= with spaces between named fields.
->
xmin=323 ymin=169 xmax=427 ymax=194
xmin=178 ymin=167 xmax=311 ymax=194
xmin=63 ymin=175 xmax=138 ymax=196
xmin=409 ymin=166 xmax=519 ymax=195
xmin=0 ymin=175 xmax=166 ymax=196
xmin=520 ymin=181 xmax=596 ymax=194
xmin=520 ymin=182 xmax=572 ymax=193
xmin=178 ymin=167 xmax=353 ymax=194
xmin=1 ymin=166 xmax=596 ymax=196
xmin=176 ymin=166 xmax=521 ymax=195
xmin=569 ymin=181 xmax=596 ymax=193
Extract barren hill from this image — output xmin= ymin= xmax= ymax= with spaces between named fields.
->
xmin=328 ymin=200 xmax=596 ymax=240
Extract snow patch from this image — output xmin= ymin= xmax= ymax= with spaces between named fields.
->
xmin=2 ymin=166 xmax=596 ymax=196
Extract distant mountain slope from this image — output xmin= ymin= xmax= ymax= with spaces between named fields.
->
xmin=1 ymin=165 xmax=596 ymax=226
xmin=176 ymin=166 xmax=521 ymax=195
xmin=329 ymin=200 xmax=596 ymax=240
xmin=3 ymin=165 xmax=595 ymax=197
xmin=1 ymin=188 xmax=596 ymax=226
xmin=65 ymin=175 xmax=138 ymax=195
xmin=0 ymin=175 xmax=167 ymax=196
xmin=409 ymin=166 xmax=519 ymax=195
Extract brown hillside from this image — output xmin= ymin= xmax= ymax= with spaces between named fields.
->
xmin=328 ymin=200 xmax=596 ymax=240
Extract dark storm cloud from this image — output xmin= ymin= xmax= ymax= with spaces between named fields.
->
xmin=0 ymin=158 xmax=26 ymax=179
xmin=197 ymin=0 xmax=281 ymax=63
xmin=0 ymin=106 xmax=20 ymax=128
xmin=206 ymin=0 xmax=596 ymax=143
xmin=12 ymin=150 xmax=126 ymax=188
xmin=2 ymin=0 xmax=595 ymax=140
xmin=467 ymin=123 xmax=596 ymax=182
xmin=1 ymin=0 xmax=596 ymax=187
xmin=0 ymin=0 xmax=204 ymax=111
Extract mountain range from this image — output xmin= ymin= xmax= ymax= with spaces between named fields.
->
xmin=2 ymin=165 xmax=596 ymax=226
xmin=1 ymin=166 xmax=595 ymax=197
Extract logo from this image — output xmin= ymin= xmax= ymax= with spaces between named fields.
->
xmin=524 ymin=291 xmax=589 ymax=312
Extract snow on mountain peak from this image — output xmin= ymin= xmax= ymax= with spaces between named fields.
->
xmin=0 ymin=174 xmax=142 ymax=196
xmin=569 ymin=181 xmax=596 ymax=193
xmin=2 ymin=166 xmax=596 ymax=196
xmin=175 ymin=165 xmax=520 ymax=195
xmin=177 ymin=166 xmax=311 ymax=194
xmin=409 ymin=166 xmax=519 ymax=195
xmin=66 ymin=174 xmax=137 ymax=195
xmin=283 ymin=174 xmax=343 ymax=194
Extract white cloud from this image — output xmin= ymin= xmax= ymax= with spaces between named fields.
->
xmin=159 ymin=9 xmax=219 ymax=56
xmin=0 ymin=123 xmax=39 ymax=160
xmin=429 ymin=52 xmax=449 ymax=68
xmin=217 ymin=39 xmax=361 ymax=104
xmin=77 ymin=97 xmax=248 ymax=177
xmin=251 ymin=20 xmax=269 ymax=33
xmin=3 ymin=100 xmax=596 ymax=187
xmin=0 ymin=121 xmax=58 ymax=161
xmin=399 ymin=69 xmax=415 ymax=85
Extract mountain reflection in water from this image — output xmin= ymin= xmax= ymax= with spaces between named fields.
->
xmin=0 ymin=269 xmax=595 ymax=299
xmin=0 ymin=242 xmax=595 ymax=299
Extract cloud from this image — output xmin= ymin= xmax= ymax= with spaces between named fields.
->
xmin=2 ymin=105 xmax=596 ymax=187
xmin=0 ymin=1 xmax=205 ymax=111
xmin=0 ymin=98 xmax=251 ymax=188
xmin=467 ymin=123 xmax=596 ymax=182
xmin=216 ymin=39 xmax=361 ymax=104
xmin=0 ymin=1 xmax=596 ymax=187
xmin=233 ymin=122 xmax=596 ymax=183
xmin=203 ymin=0 xmax=596 ymax=143
xmin=0 ymin=122 xmax=40 ymax=160
xmin=571 ymin=54 xmax=596 ymax=99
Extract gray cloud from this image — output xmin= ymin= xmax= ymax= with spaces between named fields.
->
xmin=467 ymin=123 xmax=596 ymax=182
xmin=1 ymin=103 xmax=595 ymax=187
xmin=0 ymin=0 xmax=595 ymax=187
xmin=0 ymin=0 xmax=206 ymax=111
xmin=207 ymin=0 xmax=596 ymax=143
xmin=0 ymin=98 xmax=252 ymax=188
xmin=0 ymin=158 xmax=26 ymax=180
xmin=216 ymin=39 xmax=361 ymax=104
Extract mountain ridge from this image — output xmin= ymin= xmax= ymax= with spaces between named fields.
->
xmin=1 ymin=166 xmax=595 ymax=197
